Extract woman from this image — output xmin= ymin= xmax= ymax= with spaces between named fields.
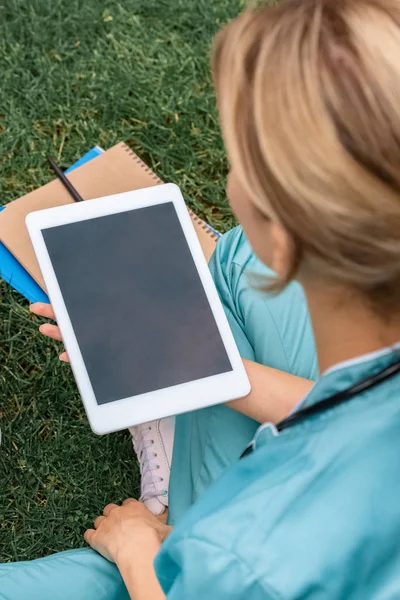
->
xmin=3 ymin=0 xmax=400 ymax=597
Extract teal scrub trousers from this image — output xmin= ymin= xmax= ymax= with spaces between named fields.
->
xmin=0 ymin=226 xmax=318 ymax=600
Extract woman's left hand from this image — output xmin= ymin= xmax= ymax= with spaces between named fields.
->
xmin=84 ymin=498 xmax=172 ymax=565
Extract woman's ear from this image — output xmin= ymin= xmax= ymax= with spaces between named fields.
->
xmin=270 ymin=222 xmax=291 ymax=279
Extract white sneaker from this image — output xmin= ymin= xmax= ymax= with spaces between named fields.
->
xmin=129 ymin=417 xmax=175 ymax=515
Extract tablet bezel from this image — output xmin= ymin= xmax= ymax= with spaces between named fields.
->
xmin=26 ymin=184 xmax=250 ymax=434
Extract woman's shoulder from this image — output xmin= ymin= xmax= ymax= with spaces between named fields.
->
xmin=159 ymin=400 xmax=400 ymax=598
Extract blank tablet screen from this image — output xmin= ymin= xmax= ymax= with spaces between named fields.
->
xmin=42 ymin=202 xmax=232 ymax=405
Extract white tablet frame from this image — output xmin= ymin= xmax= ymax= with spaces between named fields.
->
xmin=26 ymin=184 xmax=250 ymax=434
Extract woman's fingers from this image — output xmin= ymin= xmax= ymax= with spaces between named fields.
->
xmin=103 ymin=503 xmax=119 ymax=517
xmin=31 ymin=302 xmax=70 ymax=364
xmin=30 ymin=302 xmax=56 ymax=320
xmin=59 ymin=352 xmax=70 ymax=363
xmin=122 ymin=498 xmax=136 ymax=506
xmin=94 ymin=515 xmax=106 ymax=529
xmin=84 ymin=529 xmax=95 ymax=545
xmin=39 ymin=323 xmax=63 ymax=341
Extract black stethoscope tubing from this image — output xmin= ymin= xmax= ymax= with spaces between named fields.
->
xmin=241 ymin=358 xmax=400 ymax=459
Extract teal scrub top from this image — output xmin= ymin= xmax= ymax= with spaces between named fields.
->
xmin=155 ymin=345 xmax=400 ymax=598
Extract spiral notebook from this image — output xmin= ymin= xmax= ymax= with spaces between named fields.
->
xmin=0 ymin=146 xmax=104 ymax=303
xmin=0 ymin=143 xmax=220 ymax=292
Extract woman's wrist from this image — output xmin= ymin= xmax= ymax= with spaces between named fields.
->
xmin=116 ymin=531 xmax=165 ymax=600
xmin=116 ymin=528 xmax=162 ymax=569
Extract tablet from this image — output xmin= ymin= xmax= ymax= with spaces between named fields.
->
xmin=26 ymin=184 xmax=250 ymax=434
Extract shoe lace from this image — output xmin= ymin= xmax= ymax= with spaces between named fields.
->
xmin=136 ymin=426 xmax=163 ymax=502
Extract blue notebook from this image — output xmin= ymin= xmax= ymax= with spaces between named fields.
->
xmin=0 ymin=146 xmax=104 ymax=303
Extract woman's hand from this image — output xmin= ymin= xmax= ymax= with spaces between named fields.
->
xmin=30 ymin=302 xmax=69 ymax=362
xmin=84 ymin=498 xmax=172 ymax=565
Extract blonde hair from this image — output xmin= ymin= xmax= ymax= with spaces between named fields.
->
xmin=212 ymin=0 xmax=400 ymax=313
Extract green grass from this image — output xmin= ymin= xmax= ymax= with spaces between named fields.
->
xmin=0 ymin=0 xmax=242 ymax=561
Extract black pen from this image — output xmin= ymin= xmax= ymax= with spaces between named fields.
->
xmin=47 ymin=156 xmax=84 ymax=203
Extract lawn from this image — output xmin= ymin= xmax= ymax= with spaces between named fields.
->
xmin=0 ymin=0 xmax=242 ymax=562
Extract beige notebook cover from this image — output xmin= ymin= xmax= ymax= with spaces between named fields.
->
xmin=0 ymin=143 xmax=218 ymax=291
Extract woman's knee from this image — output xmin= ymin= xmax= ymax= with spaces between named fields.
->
xmin=0 ymin=549 xmax=129 ymax=600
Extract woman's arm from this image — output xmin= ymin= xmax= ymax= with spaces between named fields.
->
xmin=117 ymin=536 xmax=165 ymax=600
xmin=227 ymin=359 xmax=313 ymax=424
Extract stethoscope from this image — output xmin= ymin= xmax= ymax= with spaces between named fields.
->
xmin=241 ymin=358 xmax=400 ymax=459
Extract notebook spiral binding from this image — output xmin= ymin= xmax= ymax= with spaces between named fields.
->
xmin=122 ymin=143 xmax=220 ymax=242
